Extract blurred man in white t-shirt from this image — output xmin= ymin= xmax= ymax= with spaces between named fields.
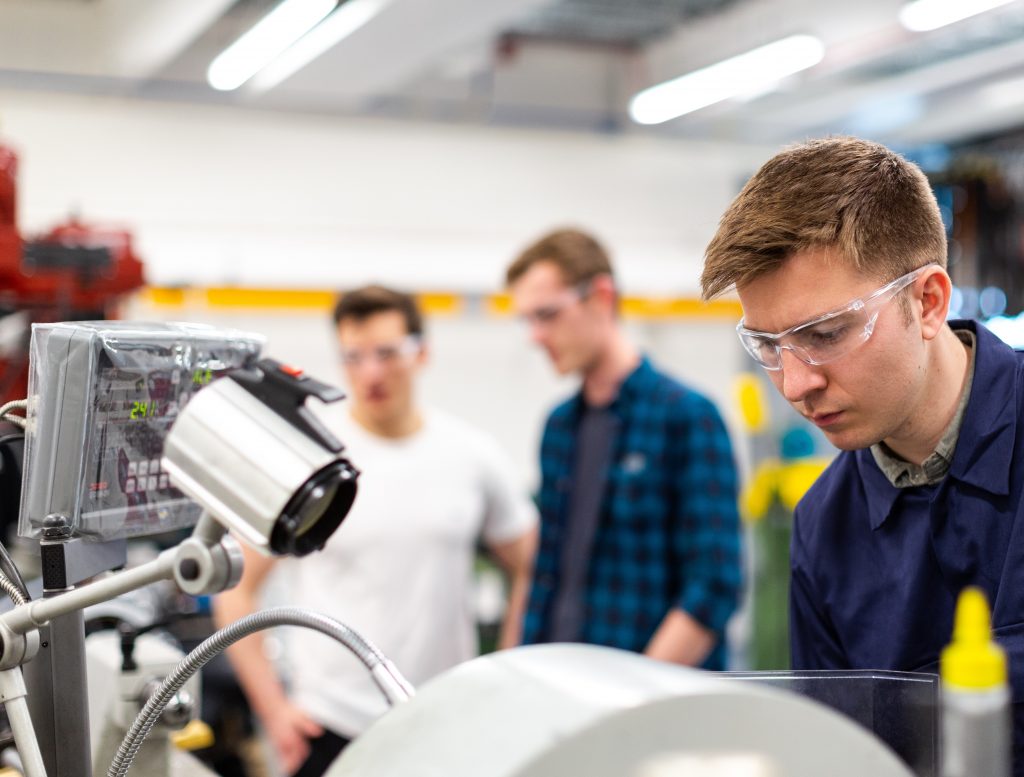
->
xmin=214 ymin=285 xmax=538 ymax=777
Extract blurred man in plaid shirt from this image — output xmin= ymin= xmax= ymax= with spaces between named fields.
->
xmin=506 ymin=228 xmax=742 ymax=669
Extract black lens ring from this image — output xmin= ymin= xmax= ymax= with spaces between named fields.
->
xmin=270 ymin=459 xmax=359 ymax=556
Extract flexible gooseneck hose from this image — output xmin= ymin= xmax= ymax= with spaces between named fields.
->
xmin=0 ymin=572 xmax=26 ymax=606
xmin=107 ymin=607 xmax=415 ymax=777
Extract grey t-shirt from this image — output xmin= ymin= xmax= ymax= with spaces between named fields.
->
xmin=548 ymin=404 xmax=621 ymax=642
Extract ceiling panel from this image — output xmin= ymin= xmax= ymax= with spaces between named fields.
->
xmin=0 ymin=0 xmax=1023 ymax=145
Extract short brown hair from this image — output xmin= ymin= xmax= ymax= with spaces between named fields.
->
xmin=701 ymin=136 xmax=947 ymax=300
xmin=332 ymin=284 xmax=424 ymax=336
xmin=506 ymin=228 xmax=615 ymax=287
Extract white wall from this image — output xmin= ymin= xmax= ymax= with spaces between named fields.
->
xmin=3 ymin=89 xmax=766 ymax=484
xmin=0 ymin=89 xmax=771 ymax=294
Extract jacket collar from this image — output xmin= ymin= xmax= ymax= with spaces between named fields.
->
xmin=946 ymin=320 xmax=1018 ymax=496
xmin=864 ymin=320 xmax=1018 ymax=530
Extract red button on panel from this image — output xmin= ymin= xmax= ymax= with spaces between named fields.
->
xmin=279 ymin=364 xmax=304 ymax=378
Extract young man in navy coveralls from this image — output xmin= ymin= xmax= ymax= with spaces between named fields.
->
xmin=702 ymin=136 xmax=1024 ymax=775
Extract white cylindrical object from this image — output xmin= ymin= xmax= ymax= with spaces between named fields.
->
xmin=328 ymin=644 xmax=914 ymax=777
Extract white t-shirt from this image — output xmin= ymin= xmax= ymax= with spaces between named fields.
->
xmin=283 ymin=405 xmax=536 ymax=738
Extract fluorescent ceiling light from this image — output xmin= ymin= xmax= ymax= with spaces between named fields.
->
xmin=899 ymin=0 xmax=1015 ymax=32
xmin=208 ymin=0 xmax=338 ymax=91
xmin=629 ymin=35 xmax=825 ymax=125
xmin=248 ymin=0 xmax=391 ymax=93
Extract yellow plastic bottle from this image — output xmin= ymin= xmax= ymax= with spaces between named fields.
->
xmin=940 ymin=587 xmax=1011 ymax=777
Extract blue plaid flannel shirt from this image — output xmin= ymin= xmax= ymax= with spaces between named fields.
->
xmin=521 ymin=356 xmax=742 ymax=669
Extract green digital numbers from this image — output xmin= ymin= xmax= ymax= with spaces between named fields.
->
xmin=130 ymin=401 xmax=157 ymax=420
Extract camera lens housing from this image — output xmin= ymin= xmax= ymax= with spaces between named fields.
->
xmin=163 ymin=362 xmax=359 ymax=556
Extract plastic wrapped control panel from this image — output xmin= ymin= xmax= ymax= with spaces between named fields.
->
xmin=19 ymin=321 xmax=264 ymax=541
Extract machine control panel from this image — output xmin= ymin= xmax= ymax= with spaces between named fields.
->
xmin=19 ymin=322 xmax=264 ymax=540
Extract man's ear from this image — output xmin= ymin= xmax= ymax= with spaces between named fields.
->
xmin=919 ymin=268 xmax=952 ymax=340
xmin=415 ymin=340 xmax=430 ymax=368
xmin=590 ymin=273 xmax=617 ymax=314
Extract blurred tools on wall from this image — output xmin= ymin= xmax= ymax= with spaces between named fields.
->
xmin=734 ymin=372 xmax=831 ymax=671
xmin=0 ymin=141 xmax=145 ymax=410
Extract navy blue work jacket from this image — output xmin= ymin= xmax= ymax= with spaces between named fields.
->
xmin=790 ymin=319 xmax=1024 ymax=774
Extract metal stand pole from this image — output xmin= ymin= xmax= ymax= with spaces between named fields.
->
xmin=0 ymin=514 xmax=236 ymax=776
xmin=24 ymin=610 xmax=90 ymax=777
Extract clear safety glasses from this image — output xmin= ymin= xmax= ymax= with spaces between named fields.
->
xmin=736 ymin=264 xmax=935 ymax=371
xmin=517 ymin=280 xmax=594 ymax=328
xmin=339 ymin=335 xmax=422 ymax=368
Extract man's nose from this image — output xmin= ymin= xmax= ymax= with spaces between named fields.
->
xmin=365 ymin=356 xmax=390 ymax=377
xmin=778 ymin=348 xmax=827 ymax=403
xmin=528 ymin=321 xmax=549 ymax=347
xmin=349 ymin=356 xmax=385 ymax=381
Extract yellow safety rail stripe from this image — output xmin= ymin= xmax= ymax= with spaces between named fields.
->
xmin=143 ymin=287 xmax=741 ymax=320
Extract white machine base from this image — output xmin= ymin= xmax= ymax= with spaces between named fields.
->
xmin=328 ymin=643 xmax=915 ymax=777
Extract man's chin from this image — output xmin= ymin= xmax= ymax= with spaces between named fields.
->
xmin=546 ymin=353 xmax=573 ymax=375
xmin=360 ymin=398 xmax=393 ymax=418
xmin=821 ymin=428 xmax=874 ymax=452
xmin=553 ymin=361 xmax=576 ymax=376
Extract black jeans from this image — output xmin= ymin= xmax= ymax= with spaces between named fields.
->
xmin=292 ymin=729 xmax=352 ymax=777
